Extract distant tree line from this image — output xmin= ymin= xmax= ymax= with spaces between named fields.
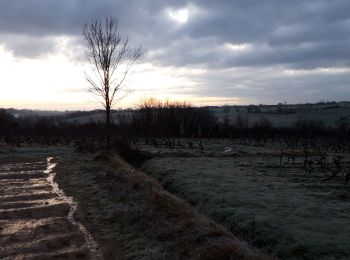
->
xmin=132 ymin=99 xmax=217 ymax=139
xmin=1 ymin=101 xmax=349 ymax=152
xmin=0 ymin=109 xmax=105 ymax=147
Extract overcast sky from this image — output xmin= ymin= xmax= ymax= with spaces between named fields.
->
xmin=1 ymin=0 xmax=350 ymax=109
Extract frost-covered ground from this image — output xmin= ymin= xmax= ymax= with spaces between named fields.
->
xmin=54 ymin=150 xmax=266 ymax=259
xmin=142 ymin=140 xmax=350 ymax=259
xmin=1 ymin=146 xmax=266 ymax=259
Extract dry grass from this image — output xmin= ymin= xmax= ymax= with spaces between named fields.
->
xmin=54 ymin=150 xmax=271 ymax=260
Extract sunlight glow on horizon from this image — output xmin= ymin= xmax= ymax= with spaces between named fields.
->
xmin=0 ymin=45 xmax=92 ymax=110
xmin=0 ymin=45 xmax=248 ymax=111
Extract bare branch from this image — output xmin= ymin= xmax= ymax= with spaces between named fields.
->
xmin=82 ymin=16 xmax=142 ymax=150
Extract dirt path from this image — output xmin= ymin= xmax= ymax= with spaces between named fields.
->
xmin=0 ymin=156 xmax=102 ymax=259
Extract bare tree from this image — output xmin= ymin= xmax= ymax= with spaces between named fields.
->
xmin=82 ymin=16 xmax=142 ymax=151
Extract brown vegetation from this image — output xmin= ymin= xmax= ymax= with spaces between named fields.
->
xmin=54 ymin=151 xmax=271 ymax=259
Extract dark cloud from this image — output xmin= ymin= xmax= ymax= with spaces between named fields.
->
xmin=1 ymin=0 xmax=350 ymax=103
xmin=1 ymin=0 xmax=350 ymax=68
xmin=183 ymin=67 xmax=350 ymax=104
xmin=0 ymin=34 xmax=59 ymax=57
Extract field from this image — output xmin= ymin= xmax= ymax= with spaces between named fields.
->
xmin=8 ymin=106 xmax=348 ymax=127
xmin=53 ymin=150 xmax=267 ymax=259
xmin=2 ymin=101 xmax=350 ymax=259
xmin=1 ymin=147 xmax=268 ymax=259
xmin=141 ymin=140 xmax=350 ymax=259
xmin=215 ymin=107 xmax=350 ymax=127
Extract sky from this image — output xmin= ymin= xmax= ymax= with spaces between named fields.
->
xmin=0 ymin=0 xmax=350 ymax=110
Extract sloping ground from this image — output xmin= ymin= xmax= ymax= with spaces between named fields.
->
xmin=0 ymin=156 xmax=100 ymax=259
xmin=53 ymin=151 xmax=271 ymax=260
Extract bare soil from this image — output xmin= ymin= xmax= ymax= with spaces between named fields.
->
xmin=0 ymin=156 xmax=101 ymax=259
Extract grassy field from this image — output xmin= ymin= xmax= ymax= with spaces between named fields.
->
xmin=1 ymin=146 xmax=270 ymax=259
xmin=215 ymin=107 xmax=350 ymax=127
xmin=142 ymin=141 xmax=350 ymax=259
xmin=53 ymin=150 xmax=267 ymax=259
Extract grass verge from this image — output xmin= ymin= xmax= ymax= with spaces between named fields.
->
xmin=54 ymin=150 xmax=269 ymax=259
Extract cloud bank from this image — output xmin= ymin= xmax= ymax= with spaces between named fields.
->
xmin=1 ymin=0 xmax=350 ymax=105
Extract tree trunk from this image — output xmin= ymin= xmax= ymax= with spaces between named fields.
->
xmin=106 ymin=105 xmax=111 ymax=151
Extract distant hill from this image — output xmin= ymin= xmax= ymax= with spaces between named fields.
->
xmin=212 ymin=101 xmax=350 ymax=127
xmin=4 ymin=108 xmax=66 ymax=118
xmin=215 ymin=107 xmax=350 ymax=127
xmin=3 ymin=101 xmax=350 ymax=127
